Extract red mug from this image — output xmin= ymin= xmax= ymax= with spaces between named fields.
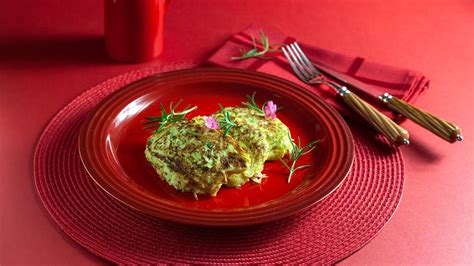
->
xmin=104 ymin=0 xmax=169 ymax=63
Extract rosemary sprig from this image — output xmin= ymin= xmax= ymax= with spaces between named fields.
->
xmin=279 ymin=132 xmax=319 ymax=183
xmin=242 ymin=92 xmax=265 ymax=114
xmin=242 ymin=91 xmax=283 ymax=116
xmin=231 ymin=30 xmax=282 ymax=61
xmin=216 ymin=103 xmax=235 ymax=137
xmin=144 ymin=100 xmax=197 ymax=132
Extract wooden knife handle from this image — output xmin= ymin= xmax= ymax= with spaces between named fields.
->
xmin=338 ymin=87 xmax=410 ymax=145
xmin=380 ymin=93 xmax=463 ymax=143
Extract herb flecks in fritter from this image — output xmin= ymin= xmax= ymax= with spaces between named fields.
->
xmin=145 ymin=118 xmax=249 ymax=197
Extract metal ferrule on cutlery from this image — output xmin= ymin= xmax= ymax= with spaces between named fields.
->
xmin=310 ymin=61 xmax=463 ymax=143
xmin=283 ymin=42 xmax=410 ymax=146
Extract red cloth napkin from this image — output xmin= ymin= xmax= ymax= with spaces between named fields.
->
xmin=207 ymin=25 xmax=429 ymax=122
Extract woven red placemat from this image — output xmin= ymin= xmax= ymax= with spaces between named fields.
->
xmin=34 ymin=63 xmax=404 ymax=264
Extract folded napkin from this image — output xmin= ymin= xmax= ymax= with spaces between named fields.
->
xmin=207 ymin=25 xmax=429 ymax=122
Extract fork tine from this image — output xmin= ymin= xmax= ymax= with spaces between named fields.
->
xmin=288 ymin=43 xmax=318 ymax=78
xmin=285 ymin=45 xmax=313 ymax=80
xmin=282 ymin=46 xmax=308 ymax=81
xmin=293 ymin=42 xmax=321 ymax=75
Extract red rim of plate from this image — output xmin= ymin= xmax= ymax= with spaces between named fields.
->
xmin=78 ymin=67 xmax=354 ymax=226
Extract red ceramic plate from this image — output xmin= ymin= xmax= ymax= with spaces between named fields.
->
xmin=79 ymin=68 xmax=354 ymax=227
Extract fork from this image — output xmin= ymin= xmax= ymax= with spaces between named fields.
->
xmin=282 ymin=42 xmax=410 ymax=145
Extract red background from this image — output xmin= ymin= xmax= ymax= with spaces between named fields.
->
xmin=1 ymin=0 xmax=473 ymax=264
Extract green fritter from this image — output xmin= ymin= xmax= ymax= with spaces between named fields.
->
xmin=145 ymin=117 xmax=250 ymax=197
xmin=145 ymin=105 xmax=293 ymax=197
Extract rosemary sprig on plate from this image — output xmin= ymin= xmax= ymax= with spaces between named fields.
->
xmin=242 ymin=92 xmax=265 ymax=114
xmin=231 ymin=30 xmax=282 ymax=61
xmin=144 ymin=100 xmax=197 ymax=132
xmin=279 ymin=133 xmax=319 ymax=183
xmin=242 ymin=91 xmax=281 ymax=119
xmin=217 ymin=104 xmax=236 ymax=137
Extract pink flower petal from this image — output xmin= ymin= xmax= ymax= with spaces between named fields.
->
xmin=204 ymin=116 xmax=219 ymax=129
xmin=264 ymin=101 xmax=277 ymax=119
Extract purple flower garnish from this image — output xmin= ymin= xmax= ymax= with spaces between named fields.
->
xmin=204 ymin=116 xmax=219 ymax=129
xmin=264 ymin=101 xmax=277 ymax=119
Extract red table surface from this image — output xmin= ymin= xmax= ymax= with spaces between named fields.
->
xmin=1 ymin=0 xmax=473 ymax=264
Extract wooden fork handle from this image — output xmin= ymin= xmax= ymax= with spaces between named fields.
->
xmin=338 ymin=87 xmax=410 ymax=145
xmin=380 ymin=93 xmax=463 ymax=143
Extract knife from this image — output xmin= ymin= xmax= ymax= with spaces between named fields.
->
xmin=310 ymin=61 xmax=463 ymax=143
